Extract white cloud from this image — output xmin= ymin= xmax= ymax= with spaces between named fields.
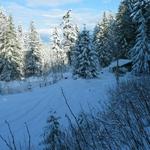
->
xmin=40 ymin=8 xmax=104 ymax=31
xmin=26 ymin=0 xmax=81 ymax=7
xmin=3 ymin=2 xmax=110 ymax=40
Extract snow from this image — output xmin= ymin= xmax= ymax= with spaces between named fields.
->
xmin=0 ymin=76 xmax=55 ymax=95
xmin=0 ymin=70 xmax=117 ymax=149
xmin=109 ymin=59 xmax=131 ymax=68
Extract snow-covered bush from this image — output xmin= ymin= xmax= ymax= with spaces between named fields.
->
xmin=41 ymin=112 xmax=67 ymax=150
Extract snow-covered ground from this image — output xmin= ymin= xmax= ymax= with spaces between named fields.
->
xmin=0 ymin=70 xmax=118 ymax=149
xmin=0 ymin=73 xmax=62 ymax=95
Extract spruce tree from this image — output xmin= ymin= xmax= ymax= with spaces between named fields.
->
xmin=144 ymin=0 xmax=150 ymax=41
xmin=62 ymin=10 xmax=78 ymax=65
xmin=130 ymin=0 xmax=150 ymax=74
xmin=106 ymin=18 xmax=119 ymax=61
xmin=17 ymin=25 xmax=26 ymax=76
xmin=42 ymin=112 xmax=65 ymax=150
xmin=0 ymin=16 xmax=23 ymax=81
xmin=115 ymin=0 xmax=137 ymax=59
xmin=0 ymin=10 xmax=7 ymax=79
xmin=25 ymin=21 xmax=43 ymax=77
xmin=52 ymin=27 xmax=64 ymax=73
xmin=93 ymin=12 xmax=113 ymax=67
xmin=73 ymin=26 xmax=98 ymax=79
xmin=0 ymin=9 xmax=7 ymax=55
xmin=17 ymin=25 xmax=26 ymax=51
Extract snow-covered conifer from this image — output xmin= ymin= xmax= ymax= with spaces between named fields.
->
xmin=0 ymin=9 xmax=7 ymax=54
xmin=52 ymin=28 xmax=65 ymax=66
xmin=42 ymin=112 xmax=65 ymax=150
xmin=17 ymin=25 xmax=26 ymax=76
xmin=93 ymin=12 xmax=113 ymax=67
xmin=0 ymin=16 xmax=23 ymax=81
xmin=62 ymin=10 xmax=78 ymax=65
xmin=73 ymin=26 xmax=98 ymax=78
xmin=25 ymin=21 xmax=43 ymax=77
xmin=17 ymin=25 xmax=25 ymax=51
xmin=0 ymin=10 xmax=7 ymax=78
xmin=130 ymin=0 xmax=150 ymax=74
xmin=52 ymin=27 xmax=64 ymax=72
xmin=115 ymin=0 xmax=137 ymax=59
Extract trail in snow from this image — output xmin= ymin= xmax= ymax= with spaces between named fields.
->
xmin=0 ymin=71 xmax=117 ymax=149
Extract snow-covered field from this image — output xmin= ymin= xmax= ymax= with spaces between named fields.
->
xmin=0 ymin=70 xmax=117 ymax=149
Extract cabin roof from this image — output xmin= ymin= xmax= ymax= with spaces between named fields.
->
xmin=109 ymin=59 xmax=132 ymax=68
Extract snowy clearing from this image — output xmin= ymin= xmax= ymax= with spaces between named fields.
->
xmin=0 ymin=70 xmax=118 ymax=149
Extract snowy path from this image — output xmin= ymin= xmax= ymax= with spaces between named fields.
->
xmin=0 ymin=72 xmax=116 ymax=149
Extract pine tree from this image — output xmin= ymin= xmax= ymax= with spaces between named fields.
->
xmin=62 ymin=10 xmax=78 ymax=65
xmin=73 ymin=26 xmax=98 ymax=79
xmin=105 ymin=18 xmax=119 ymax=61
xmin=0 ymin=9 xmax=7 ymax=55
xmin=130 ymin=0 xmax=150 ymax=74
xmin=17 ymin=25 xmax=25 ymax=51
xmin=144 ymin=0 xmax=150 ymax=41
xmin=93 ymin=12 xmax=113 ymax=67
xmin=17 ymin=25 xmax=26 ymax=76
xmin=52 ymin=27 xmax=65 ymax=72
xmin=0 ymin=16 xmax=23 ymax=81
xmin=115 ymin=0 xmax=137 ymax=59
xmin=25 ymin=21 xmax=43 ymax=77
xmin=0 ymin=10 xmax=7 ymax=79
xmin=42 ymin=112 xmax=65 ymax=150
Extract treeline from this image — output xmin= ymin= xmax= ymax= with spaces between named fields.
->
xmin=0 ymin=12 xmax=44 ymax=81
xmin=93 ymin=0 xmax=150 ymax=72
xmin=0 ymin=10 xmax=78 ymax=82
xmin=0 ymin=0 xmax=150 ymax=82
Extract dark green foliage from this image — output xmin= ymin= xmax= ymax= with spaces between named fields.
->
xmin=42 ymin=112 xmax=67 ymax=150
xmin=73 ymin=26 xmax=98 ymax=78
xmin=115 ymin=0 xmax=137 ymax=59
xmin=93 ymin=12 xmax=114 ymax=67
xmin=130 ymin=0 xmax=150 ymax=74
xmin=25 ymin=21 xmax=43 ymax=77
xmin=0 ymin=16 xmax=23 ymax=81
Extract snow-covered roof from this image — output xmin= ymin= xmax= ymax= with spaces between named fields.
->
xmin=109 ymin=59 xmax=131 ymax=68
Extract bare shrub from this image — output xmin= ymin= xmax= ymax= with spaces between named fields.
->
xmin=0 ymin=121 xmax=33 ymax=150
xmin=51 ymin=77 xmax=150 ymax=150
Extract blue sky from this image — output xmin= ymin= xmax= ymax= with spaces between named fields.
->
xmin=0 ymin=0 xmax=121 ymax=35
